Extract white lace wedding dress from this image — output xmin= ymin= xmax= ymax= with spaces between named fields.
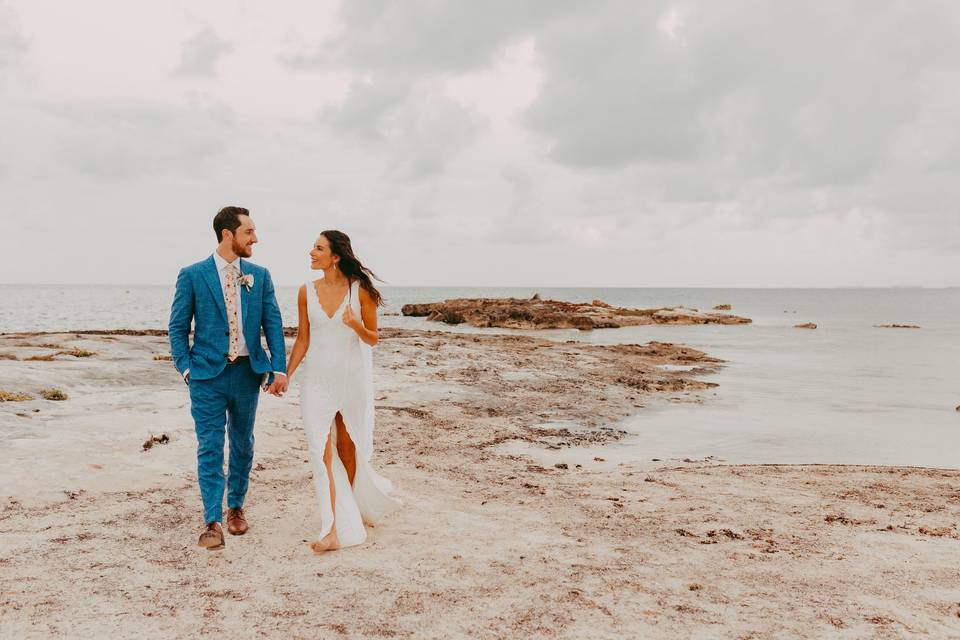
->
xmin=298 ymin=279 xmax=401 ymax=547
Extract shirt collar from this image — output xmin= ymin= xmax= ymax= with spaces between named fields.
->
xmin=212 ymin=251 xmax=240 ymax=273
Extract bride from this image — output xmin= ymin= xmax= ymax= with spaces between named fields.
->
xmin=286 ymin=230 xmax=401 ymax=553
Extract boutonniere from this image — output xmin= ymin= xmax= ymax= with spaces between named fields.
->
xmin=237 ymin=273 xmax=254 ymax=291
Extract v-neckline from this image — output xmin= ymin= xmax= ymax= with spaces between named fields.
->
xmin=313 ymin=280 xmax=349 ymax=321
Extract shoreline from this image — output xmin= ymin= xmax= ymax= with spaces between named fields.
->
xmin=2 ymin=329 xmax=959 ymax=637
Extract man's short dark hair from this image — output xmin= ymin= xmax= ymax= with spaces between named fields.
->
xmin=213 ymin=206 xmax=250 ymax=242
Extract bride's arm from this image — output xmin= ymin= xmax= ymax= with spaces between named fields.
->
xmin=343 ymin=287 xmax=379 ymax=346
xmin=286 ymin=285 xmax=311 ymax=378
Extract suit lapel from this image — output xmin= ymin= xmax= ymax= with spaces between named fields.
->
xmin=201 ymin=256 xmax=228 ymax=323
xmin=239 ymin=259 xmax=251 ymax=329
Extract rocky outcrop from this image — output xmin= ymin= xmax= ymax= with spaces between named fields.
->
xmin=713 ymin=304 xmax=732 ymax=310
xmin=795 ymin=323 xmax=817 ymax=329
xmin=401 ymin=298 xmax=752 ymax=330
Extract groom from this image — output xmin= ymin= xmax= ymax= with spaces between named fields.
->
xmin=169 ymin=206 xmax=288 ymax=550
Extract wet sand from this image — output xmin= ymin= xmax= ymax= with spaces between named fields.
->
xmin=1 ymin=329 xmax=958 ymax=639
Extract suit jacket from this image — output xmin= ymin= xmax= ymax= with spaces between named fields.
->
xmin=168 ymin=255 xmax=286 ymax=382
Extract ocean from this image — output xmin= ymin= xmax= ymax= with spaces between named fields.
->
xmin=2 ymin=285 xmax=958 ymax=468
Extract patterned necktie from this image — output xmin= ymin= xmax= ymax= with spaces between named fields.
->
xmin=224 ymin=264 xmax=240 ymax=361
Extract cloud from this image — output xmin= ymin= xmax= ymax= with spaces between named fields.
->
xmin=506 ymin=0 xmax=960 ymax=256
xmin=174 ymin=28 xmax=232 ymax=77
xmin=281 ymin=0 xmax=579 ymax=74
xmin=46 ymin=97 xmax=236 ymax=180
xmin=282 ymin=0 xmax=960 ymax=260
xmin=321 ymin=77 xmax=486 ymax=180
xmin=0 ymin=1 xmax=27 ymax=72
xmin=3 ymin=1 xmax=960 ymax=286
xmin=284 ymin=1 xmax=579 ymax=178
xmin=320 ymin=75 xmax=411 ymax=141
xmin=483 ymin=167 xmax=562 ymax=246
xmin=525 ymin=1 xmax=960 ymax=182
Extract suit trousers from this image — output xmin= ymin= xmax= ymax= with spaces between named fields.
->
xmin=188 ymin=358 xmax=261 ymax=524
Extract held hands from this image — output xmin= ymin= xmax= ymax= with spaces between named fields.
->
xmin=264 ymin=373 xmax=289 ymax=397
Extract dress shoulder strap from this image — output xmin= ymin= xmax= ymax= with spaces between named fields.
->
xmin=350 ymin=279 xmax=361 ymax=312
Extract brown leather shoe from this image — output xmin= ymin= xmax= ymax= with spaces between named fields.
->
xmin=226 ymin=508 xmax=248 ymax=536
xmin=198 ymin=522 xmax=225 ymax=550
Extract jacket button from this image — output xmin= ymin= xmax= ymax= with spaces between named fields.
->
xmin=224 ymin=331 xmax=230 ymax=336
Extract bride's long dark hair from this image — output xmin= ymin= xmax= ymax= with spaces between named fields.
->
xmin=322 ymin=230 xmax=385 ymax=307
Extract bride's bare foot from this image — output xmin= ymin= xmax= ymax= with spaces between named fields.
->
xmin=309 ymin=530 xmax=340 ymax=553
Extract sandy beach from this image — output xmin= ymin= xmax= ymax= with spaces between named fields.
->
xmin=1 ymin=329 xmax=958 ymax=639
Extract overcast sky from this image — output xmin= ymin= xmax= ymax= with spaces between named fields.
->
xmin=1 ymin=0 xmax=959 ymax=287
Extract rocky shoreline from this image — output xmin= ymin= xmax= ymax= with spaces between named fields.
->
xmin=401 ymin=296 xmax=752 ymax=330
xmin=1 ymin=329 xmax=958 ymax=638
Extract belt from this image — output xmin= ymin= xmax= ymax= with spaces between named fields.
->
xmin=226 ymin=355 xmax=249 ymax=365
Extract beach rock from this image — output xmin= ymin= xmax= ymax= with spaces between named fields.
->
xmin=438 ymin=310 xmax=466 ymax=325
xmin=0 ymin=390 xmax=33 ymax=402
xmin=713 ymin=304 xmax=732 ymax=310
xmin=142 ymin=433 xmax=170 ymax=451
xmin=40 ymin=388 xmax=68 ymax=401
xmin=795 ymin=323 xmax=817 ymax=329
xmin=707 ymin=528 xmax=744 ymax=540
xmin=571 ymin=316 xmax=595 ymax=331
xmin=58 ymin=348 xmax=96 ymax=358
xmin=401 ymin=298 xmax=752 ymax=330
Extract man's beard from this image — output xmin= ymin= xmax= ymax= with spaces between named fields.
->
xmin=233 ymin=239 xmax=253 ymax=257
